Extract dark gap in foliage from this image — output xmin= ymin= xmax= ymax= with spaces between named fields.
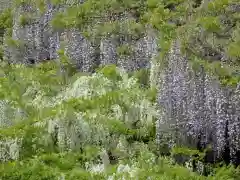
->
xmin=193 ymin=0 xmax=203 ymax=8
xmin=27 ymin=58 xmax=35 ymax=64
xmin=223 ymin=120 xmax=230 ymax=166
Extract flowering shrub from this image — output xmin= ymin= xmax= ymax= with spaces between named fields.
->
xmin=0 ymin=61 xmax=239 ymax=179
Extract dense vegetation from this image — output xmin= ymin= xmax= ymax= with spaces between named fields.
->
xmin=0 ymin=0 xmax=240 ymax=179
xmin=0 ymin=61 xmax=239 ymax=179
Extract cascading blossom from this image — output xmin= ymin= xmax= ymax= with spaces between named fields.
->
xmin=0 ymin=66 xmax=157 ymax=163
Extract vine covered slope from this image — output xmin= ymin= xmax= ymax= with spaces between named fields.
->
xmin=0 ymin=0 xmax=240 ymax=179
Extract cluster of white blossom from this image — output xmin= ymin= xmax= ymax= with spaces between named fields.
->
xmin=0 ymin=67 xmax=157 ymax=163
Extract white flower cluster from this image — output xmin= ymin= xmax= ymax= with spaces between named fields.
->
xmin=0 ymin=138 xmax=21 ymax=161
xmin=0 ymin=67 xmax=157 ymax=162
xmin=107 ymin=164 xmax=140 ymax=180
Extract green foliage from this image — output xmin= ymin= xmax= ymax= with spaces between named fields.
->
xmin=129 ymin=68 xmax=150 ymax=88
xmin=189 ymin=56 xmax=240 ymax=87
xmin=13 ymin=0 xmax=239 ymax=86
xmin=0 ymin=45 xmax=3 ymax=60
xmin=0 ymin=0 xmax=240 ymax=178
xmin=19 ymin=14 xmax=32 ymax=26
xmin=116 ymin=44 xmax=134 ymax=57
xmin=179 ymin=0 xmax=240 ymax=86
xmin=172 ymin=147 xmax=205 ymax=158
xmin=198 ymin=16 xmax=221 ymax=33
xmin=0 ymin=59 xmax=236 ymax=179
xmin=96 ymin=64 xmax=122 ymax=82
xmin=0 ymin=8 xmax=12 ymax=31
xmin=0 ymin=7 xmax=13 ymax=53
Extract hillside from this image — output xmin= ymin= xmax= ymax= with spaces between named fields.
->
xmin=0 ymin=0 xmax=240 ymax=179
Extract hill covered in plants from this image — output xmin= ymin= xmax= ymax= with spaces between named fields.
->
xmin=0 ymin=0 xmax=240 ymax=179
xmin=0 ymin=61 xmax=239 ymax=179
